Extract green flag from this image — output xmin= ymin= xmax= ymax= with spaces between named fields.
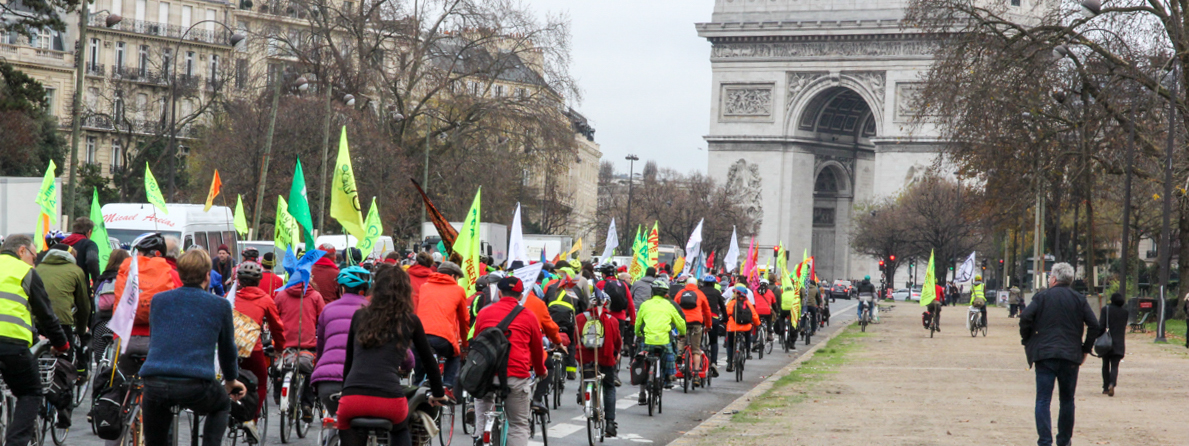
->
xmin=275 ymin=196 xmax=294 ymax=253
xmin=234 ymin=194 xmax=249 ymax=237
xmin=453 ymin=188 xmax=482 ymax=295
xmin=356 ymin=197 xmax=383 ymax=256
xmin=330 ymin=127 xmax=366 ymax=240
xmin=288 ymin=159 xmax=316 ymax=248
xmin=144 ymin=162 xmax=168 ymax=214
xmin=89 ymin=188 xmax=111 ymax=270
xmin=628 ymin=225 xmax=646 ymax=282
xmin=36 ymin=159 xmax=58 ymax=223
xmin=920 ymin=250 xmax=937 ymax=307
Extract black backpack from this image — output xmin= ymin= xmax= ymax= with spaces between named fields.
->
xmin=458 ymin=305 xmax=524 ymax=399
xmin=733 ymin=298 xmax=753 ymax=325
xmin=603 ymin=280 xmax=629 ymax=312
xmin=46 ymin=357 xmax=76 ymax=409
xmin=548 ymin=295 xmax=576 ymax=329
xmin=92 ymin=366 xmax=129 ymax=440
xmin=679 ymin=290 xmax=699 ymax=310
xmin=229 ymin=369 xmax=260 ymax=423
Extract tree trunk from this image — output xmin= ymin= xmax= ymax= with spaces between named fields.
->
xmin=1178 ymin=199 xmax=1189 ymax=301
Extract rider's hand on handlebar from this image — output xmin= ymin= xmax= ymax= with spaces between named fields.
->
xmin=429 ymin=396 xmax=451 ymax=407
xmin=226 ymin=380 xmax=247 ymax=401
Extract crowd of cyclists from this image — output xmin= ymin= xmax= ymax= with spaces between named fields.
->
xmin=0 ymin=222 xmax=837 ymax=446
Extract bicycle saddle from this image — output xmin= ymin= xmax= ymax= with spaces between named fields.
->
xmin=406 ymin=386 xmax=431 ymax=409
xmin=350 ymin=417 xmax=393 ymax=431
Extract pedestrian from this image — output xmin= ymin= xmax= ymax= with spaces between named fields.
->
xmin=1019 ymin=262 xmax=1100 ymax=446
xmin=1099 ymin=292 xmax=1127 ymax=396
xmin=212 ymin=244 xmax=236 ymax=289
xmin=1008 ymin=286 xmax=1023 ymax=318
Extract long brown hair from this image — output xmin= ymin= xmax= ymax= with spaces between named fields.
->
xmin=103 ymin=249 xmax=131 ymax=276
xmin=356 ymin=263 xmax=415 ymax=349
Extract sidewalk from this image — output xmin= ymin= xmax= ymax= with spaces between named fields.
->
xmin=686 ymin=303 xmax=1189 ymax=446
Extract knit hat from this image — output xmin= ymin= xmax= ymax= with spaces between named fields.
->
xmin=262 ymin=252 xmax=276 ymax=269
xmin=217 ymin=244 xmax=230 ymax=253
xmin=498 ymin=277 xmax=524 ymax=294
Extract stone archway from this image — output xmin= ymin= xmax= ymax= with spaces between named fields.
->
xmin=811 ymin=162 xmax=851 ymax=282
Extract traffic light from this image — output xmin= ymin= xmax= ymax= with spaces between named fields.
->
xmin=889 ymin=255 xmax=896 ymax=262
xmin=999 ymin=259 xmax=1004 ymax=266
xmin=879 ymin=259 xmax=885 ymax=268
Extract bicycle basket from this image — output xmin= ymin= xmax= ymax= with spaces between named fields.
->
xmin=409 ymin=410 xmax=439 ymax=446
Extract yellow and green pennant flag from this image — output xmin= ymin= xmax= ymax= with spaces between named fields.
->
xmin=629 ymin=226 xmax=647 ymax=282
xmin=288 ymin=159 xmax=316 ymax=248
xmin=36 ymin=159 xmax=58 ymax=223
xmin=233 ymin=194 xmax=249 ymax=237
xmin=330 ymin=127 xmax=366 ymax=240
xmin=89 ymin=188 xmax=112 ymax=269
xmin=144 ymin=162 xmax=168 ymax=214
xmin=274 ymin=196 xmax=295 ymax=253
xmin=356 ymin=197 xmax=383 ymax=256
xmin=646 ymin=222 xmax=659 ymax=268
xmin=453 ymin=188 xmax=482 ymax=295
xmin=920 ymin=250 xmax=938 ymax=307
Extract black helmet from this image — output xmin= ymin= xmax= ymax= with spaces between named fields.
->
xmin=237 ymin=262 xmax=263 ymax=281
xmin=651 ymin=279 xmax=670 ymax=296
xmin=241 ymin=247 xmax=260 ymax=260
xmin=132 ymin=233 xmax=166 ymax=256
xmin=600 ymin=263 xmax=616 ymax=277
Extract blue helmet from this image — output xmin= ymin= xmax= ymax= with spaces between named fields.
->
xmin=703 ymin=275 xmax=717 ymax=284
xmin=337 ymin=266 xmax=372 ymax=289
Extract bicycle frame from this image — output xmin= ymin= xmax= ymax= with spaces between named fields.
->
xmin=481 ymin=398 xmax=508 ymax=446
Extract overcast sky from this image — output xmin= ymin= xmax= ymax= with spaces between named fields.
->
xmin=523 ymin=0 xmax=716 ymax=175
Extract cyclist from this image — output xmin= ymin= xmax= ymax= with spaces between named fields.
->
xmin=698 ymin=275 xmax=725 ymax=377
xmin=140 ymin=248 xmax=246 ymax=446
xmin=232 ymin=261 xmax=286 ymax=440
xmin=90 ymin=249 xmax=130 ymax=365
xmin=471 ymin=277 xmax=547 ymax=446
xmin=61 ymin=217 xmax=101 ymax=296
xmin=775 ymin=277 xmax=797 ymax=350
xmin=34 ymin=243 xmax=90 ymax=426
xmin=753 ymin=279 xmax=775 ymax=342
xmin=725 ymin=284 xmax=760 ymax=373
xmin=275 ymin=252 xmax=329 ymax=423
xmin=408 ymin=252 xmax=435 ymax=306
xmin=574 ymin=292 xmax=622 ymax=437
xmin=313 ymin=266 xmax=372 ymax=420
xmin=550 ymin=270 xmax=585 ymax=380
xmin=634 ymin=279 xmax=685 ymax=402
xmin=0 ymin=234 xmax=70 ymax=446
xmin=673 ymin=275 xmax=712 ymax=387
xmin=596 ymin=264 xmax=634 ymax=367
xmin=113 ymin=233 xmax=182 ymax=373
xmin=337 ymin=264 xmax=449 ymax=446
xmin=856 ymin=276 xmax=876 ymax=318
xmin=926 ymin=289 xmax=943 ymax=332
xmin=310 ymin=244 xmax=342 ymax=303
xmin=970 ymin=275 xmax=988 ymax=328
xmin=413 ymin=261 xmax=469 ymax=390
xmin=803 ymin=280 xmax=820 ymax=335
xmin=522 ymin=275 xmax=567 ymax=413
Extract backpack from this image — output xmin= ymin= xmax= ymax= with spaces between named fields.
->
xmin=732 ymin=298 xmax=752 ymax=325
xmin=458 ymin=305 xmax=524 ymax=399
xmin=580 ymin=312 xmax=605 ymax=349
xmin=679 ymin=290 xmax=699 ymax=310
xmin=548 ymin=292 xmax=576 ymax=328
xmin=92 ymin=366 xmax=129 ymax=440
xmin=603 ymin=280 xmax=628 ymax=313
xmin=232 ymin=309 xmax=261 ymax=359
xmin=95 ymin=278 xmax=117 ymax=315
xmin=229 ymin=369 xmax=260 ymax=423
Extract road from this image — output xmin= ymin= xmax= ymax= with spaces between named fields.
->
xmin=67 ymin=300 xmax=857 ymax=446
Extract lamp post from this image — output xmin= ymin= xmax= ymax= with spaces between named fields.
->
xmin=624 ymin=154 xmax=639 ymax=250
xmin=65 ymin=9 xmax=122 ymax=221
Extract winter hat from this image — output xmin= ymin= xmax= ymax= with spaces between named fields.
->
xmin=262 ymin=252 xmax=276 ymax=269
xmin=498 ymin=277 xmax=524 ymax=294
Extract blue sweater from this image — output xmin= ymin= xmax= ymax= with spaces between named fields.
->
xmin=140 ymin=285 xmax=239 ymax=382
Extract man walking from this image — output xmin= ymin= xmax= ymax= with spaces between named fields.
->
xmin=1019 ymin=262 xmax=1100 ymax=446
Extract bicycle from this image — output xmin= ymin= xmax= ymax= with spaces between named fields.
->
xmin=859 ymin=303 xmax=871 ymax=332
xmin=480 ymin=390 xmax=509 ymax=446
xmin=580 ymin=366 xmax=603 ymax=445
xmin=799 ymin=312 xmax=813 ymax=345
xmin=528 ymin=378 xmax=549 ymax=446
xmin=677 ymin=334 xmax=710 ymax=393
xmin=968 ymin=307 xmax=987 ymax=337
xmin=778 ymin=316 xmax=791 ymax=353
xmin=549 ymin=348 xmax=565 ymax=410
xmin=0 ymin=371 xmax=16 ymax=441
xmin=750 ymin=323 xmax=768 ymax=360
xmin=72 ymin=333 xmax=91 ymax=409
xmin=731 ymin=333 xmax=746 ymax=382
xmin=432 ymin=357 xmax=455 ymax=446
xmin=643 ymin=346 xmax=664 ymax=416
xmin=929 ymin=310 xmax=940 ymax=338
xmin=278 ymin=349 xmax=314 ymax=443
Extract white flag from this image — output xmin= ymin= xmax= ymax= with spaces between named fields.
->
xmin=955 ymin=251 xmax=977 ymax=283
xmin=724 ymin=226 xmax=740 ymax=273
xmin=225 ymin=280 xmax=238 ymax=307
xmin=512 ymin=262 xmax=545 ymax=300
xmin=682 ymin=219 xmax=705 ymax=276
xmin=109 ymin=252 xmax=139 ymax=354
xmin=507 ymin=203 xmax=530 ymax=266
xmin=598 ymin=219 xmax=618 ymax=265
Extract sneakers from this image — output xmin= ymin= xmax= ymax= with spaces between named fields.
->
xmin=637 ymin=393 xmax=648 ymax=405
xmin=614 ymin=376 xmax=622 ymax=387
xmin=605 ymin=421 xmax=618 ymax=437
xmin=567 ymin=371 xmax=578 ymax=380
xmin=244 ymin=420 xmax=261 ymax=444
xmin=301 ymin=404 xmax=314 ymax=423
xmin=710 ymin=365 xmax=719 ymax=378
xmin=725 ymin=364 xmax=734 ymax=373
xmin=465 ymin=407 xmax=476 ymax=426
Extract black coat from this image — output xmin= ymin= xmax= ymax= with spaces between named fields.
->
xmin=1019 ymin=285 xmax=1100 ymax=366
xmin=1098 ymin=304 xmax=1128 ymax=357
xmin=65 ymin=236 xmax=101 ymax=293
xmin=699 ymin=285 xmax=726 ymax=318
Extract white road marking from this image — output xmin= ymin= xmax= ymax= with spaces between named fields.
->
xmin=546 ymin=422 xmax=585 ymax=438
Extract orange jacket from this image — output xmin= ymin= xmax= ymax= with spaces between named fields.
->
xmin=415 ymin=273 xmax=470 ymax=354
xmin=673 ymin=283 xmax=713 ymax=327
xmin=113 ymin=255 xmax=181 ymax=336
xmin=725 ymin=297 xmax=760 ymax=333
xmin=522 ymin=293 xmax=564 ymax=346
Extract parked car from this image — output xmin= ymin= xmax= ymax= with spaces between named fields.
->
xmin=910 ymin=285 xmax=923 ymax=301
xmin=892 ymin=288 xmax=910 ymax=301
xmin=831 ymin=280 xmax=854 ymax=299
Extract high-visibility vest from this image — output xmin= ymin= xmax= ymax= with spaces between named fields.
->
xmin=548 ymin=291 xmax=575 ymax=312
xmin=0 ymin=255 xmax=35 ymax=346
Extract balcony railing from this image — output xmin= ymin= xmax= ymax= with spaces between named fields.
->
xmin=81 ymin=114 xmax=114 ymax=130
xmin=85 ymin=62 xmax=105 ymax=77
xmin=90 ymin=15 xmax=237 ymax=46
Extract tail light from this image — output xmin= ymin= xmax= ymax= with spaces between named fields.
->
xmin=281 ymin=386 xmax=289 ymax=398
xmin=584 ymin=390 xmax=591 ymax=401
xmin=483 ymin=431 xmax=491 ymax=444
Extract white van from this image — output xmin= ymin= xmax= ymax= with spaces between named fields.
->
xmin=313 ymin=234 xmax=395 ymax=260
xmin=101 ymin=203 xmax=238 ymax=254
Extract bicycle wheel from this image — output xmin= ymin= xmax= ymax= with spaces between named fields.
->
xmin=461 ymin=394 xmax=474 ymax=436
xmin=259 ymin=388 xmax=269 ymax=444
xmin=279 ymin=372 xmax=293 ymax=443
xmin=34 ymin=411 xmax=46 ymax=446
xmin=646 ymin=378 xmax=654 ymax=416
xmin=296 ymin=376 xmax=311 ymax=439
xmin=982 ymin=324 xmax=987 ymax=337
xmin=701 ymin=354 xmax=711 ymax=388
xmin=552 ymin=368 xmax=563 ymax=410
xmin=438 ymin=401 xmax=455 ymax=446
xmin=681 ymin=349 xmax=691 ymax=394
xmin=765 ymin=331 xmax=774 ymax=355
xmin=654 ymin=378 xmax=662 ymax=414
xmin=930 ymin=322 xmax=936 ymax=338
xmin=51 ymin=405 xmax=69 ymax=446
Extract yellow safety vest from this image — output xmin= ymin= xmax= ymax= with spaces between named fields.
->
xmin=548 ymin=290 xmax=575 ymax=312
xmin=0 ymin=255 xmax=35 ymax=346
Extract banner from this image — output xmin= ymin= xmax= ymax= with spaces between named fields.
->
xmin=89 ymin=188 xmax=111 ymax=270
xmin=629 ymin=225 xmax=647 ymax=281
xmin=356 ymin=197 xmax=383 ymax=255
xmin=108 ymin=249 xmax=139 ymax=353
xmin=724 ymin=226 xmax=740 ymax=273
xmin=598 ymin=219 xmax=618 ymax=265
xmin=36 ymin=159 xmax=57 ymax=223
xmin=955 ymin=251 xmax=977 ymax=283
xmin=331 ymin=127 xmax=366 ymax=240
xmin=144 ymin=162 xmax=168 ymax=214
xmin=507 ymin=203 xmax=529 ymax=266
xmin=411 ymin=179 xmax=458 ymax=252
xmin=233 ymin=195 xmax=249 ymax=237
xmin=743 ymin=236 xmax=757 ymax=280
xmin=921 ymin=250 xmax=938 ymax=306
xmin=288 ymin=159 xmax=316 ymax=248
xmin=682 ymin=219 xmax=704 ymax=277
xmin=512 ymin=262 xmax=544 ymax=299
xmin=203 ymin=170 xmax=221 ymax=212
xmin=453 ymin=188 xmax=483 ymax=295
xmin=274 ymin=196 xmax=295 ymax=253
xmin=646 ymin=222 xmax=659 ymax=268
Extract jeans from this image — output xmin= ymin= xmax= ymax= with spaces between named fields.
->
xmin=724 ymin=331 xmax=751 ymax=364
xmin=475 ymin=376 xmax=533 ymax=446
xmin=1101 ymin=355 xmax=1122 ymax=391
xmin=142 ymin=377 xmax=232 ymax=446
xmin=413 ymin=335 xmax=459 ymax=389
xmin=1034 ymin=359 xmax=1080 ymax=446
xmin=0 ymin=343 xmax=44 ymax=446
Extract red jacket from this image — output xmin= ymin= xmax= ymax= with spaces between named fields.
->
xmin=673 ymin=283 xmax=713 ymax=326
xmin=310 ymin=258 xmax=341 ymax=303
xmin=274 ymin=284 xmax=326 ymax=349
xmin=407 ymin=264 xmax=434 ymax=308
xmin=472 ymin=296 xmax=545 ymax=379
xmin=233 ymin=286 xmax=286 ymax=351
xmin=574 ymin=309 xmax=621 ymax=368
xmin=753 ymin=289 xmax=775 ymax=315
xmin=596 ymin=279 xmax=637 ymax=324
xmin=261 ymin=272 xmax=285 ymax=297
xmin=415 ymin=273 xmax=470 ymax=354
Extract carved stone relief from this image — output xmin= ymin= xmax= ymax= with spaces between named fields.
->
xmin=710 ymin=39 xmax=939 ymax=60
xmin=895 ymin=82 xmax=926 ymax=120
xmin=786 ymin=71 xmax=828 ymax=109
xmin=722 ymin=85 xmax=773 ymax=116
xmin=725 ymin=159 xmax=764 ymax=234
xmin=843 ymin=71 xmax=886 ymax=113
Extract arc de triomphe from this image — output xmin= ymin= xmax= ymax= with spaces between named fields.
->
xmin=698 ymin=0 xmax=947 ymax=282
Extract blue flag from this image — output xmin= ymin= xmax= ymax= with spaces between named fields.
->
xmin=283 ymin=248 xmax=327 ymax=291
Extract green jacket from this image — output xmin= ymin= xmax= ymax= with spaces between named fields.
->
xmin=635 ymin=295 xmax=686 ymax=346
xmin=35 ymin=249 xmax=90 ymax=329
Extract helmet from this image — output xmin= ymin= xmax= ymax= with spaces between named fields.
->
xmin=132 ymin=233 xmax=167 ymax=256
xmin=703 ymin=275 xmax=717 ymax=284
xmin=975 ymin=275 xmax=983 ymax=281
xmin=650 ymin=279 xmax=670 ymax=296
xmin=759 ymin=278 xmax=770 ymax=285
xmin=337 ymin=266 xmax=372 ymax=289
xmin=600 ymin=263 xmax=616 ymax=277
xmin=45 ymin=230 xmax=65 ymax=244
xmin=241 ymin=247 xmax=260 ymax=260
xmin=864 ymin=275 xmax=871 ymax=281
xmin=236 ymin=262 xmax=263 ymax=281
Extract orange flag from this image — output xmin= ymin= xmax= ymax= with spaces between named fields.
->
xmin=203 ymin=170 xmax=222 ymax=212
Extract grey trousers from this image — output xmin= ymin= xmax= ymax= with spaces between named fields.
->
xmin=474 ymin=376 xmax=533 ymax=446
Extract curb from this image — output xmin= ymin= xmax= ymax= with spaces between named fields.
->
xmin=669 ymin=318 xmax=857 ymax=445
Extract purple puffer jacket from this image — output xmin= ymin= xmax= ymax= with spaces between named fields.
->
xmin=312 ymin=293 xmax=368 ymax=384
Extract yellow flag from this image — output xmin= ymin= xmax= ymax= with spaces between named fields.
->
xmin=453 ymin=188 xmax=482 ymax=295
xmin=921 ymin=250 xmax=938 ymax=307
xmin=36 ymin=159 xmax=58 ymax=223
xmin=330 ymin=126 xmax=366 ymax=240
xmin=233 ymin=194 xmax=249 ymax=237
xmin=144 ymin=162 xmax=168 ymax=214
xmin=275 ymin=196 xmax=294 ymax=253
xmin=356 ymin=197 xmax=384 ymax=256
xmin=566 ymin=238 xmax=583 ymax=260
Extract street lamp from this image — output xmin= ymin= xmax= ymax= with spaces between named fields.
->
xmin=65 ymin=9 xmax=122 ymax=222
xmin=624 ymin=154 xmax=639 ymax=250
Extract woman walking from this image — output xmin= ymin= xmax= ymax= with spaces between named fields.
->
xmin=1100 ymin=292 xmax=1128 ymax=396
